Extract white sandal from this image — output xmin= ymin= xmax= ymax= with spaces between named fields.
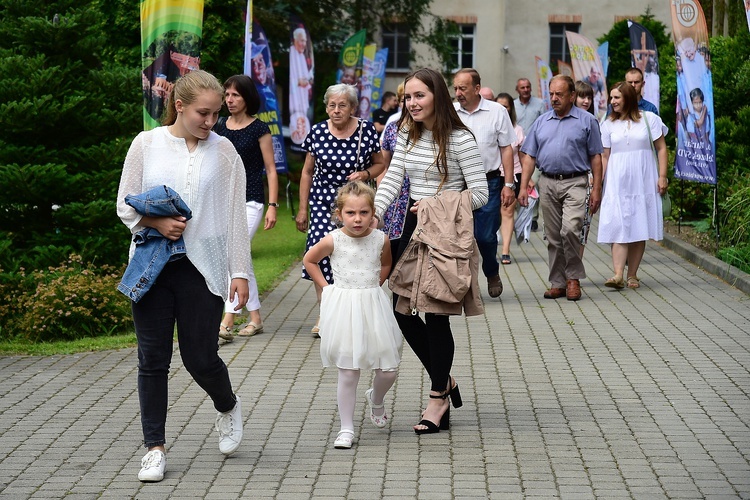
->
xmin=365 ymin=388 xmax=388 ymax=428
xmin=334 ymin=429 xmax=354 ymax=449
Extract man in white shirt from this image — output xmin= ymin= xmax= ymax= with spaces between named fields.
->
xmin=454 ymin=69 xmax=516 ymax=298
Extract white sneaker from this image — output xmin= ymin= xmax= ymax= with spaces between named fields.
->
xmin=138 ymin=449 xmax=166 ymax=482
xmin=216 ymin=396 xmax=243 ymax=455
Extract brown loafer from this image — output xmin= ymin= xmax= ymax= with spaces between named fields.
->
xmin=566 ymin=279 xmax=581 ymax=301
xmin=543 ymin=287 xmax=566 ymax=299
xmin=487 ymin=275 xmax=503 ymax=298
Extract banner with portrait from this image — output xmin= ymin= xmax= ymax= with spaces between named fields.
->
xmin=358 ymin=44 xmax=377 ymax=120
xmin=565 ymin=31 xmax=608 ymax=120
xmin=534 ymin=56 xmax=551 ymax=110
xmin=288 ymin=15 xmax=314 ymax=150
xmin=669 ymin=0 xmax=716 ymax=184
xmin=336 ymin=29 xmax=366 ymax=90
xmin=140 ymin=0 xmax=204 ymax=130
xmin=628 ymin=20 xmax=660 ymax=113
xmin=246 ymin=19 xmax=288 ymax=174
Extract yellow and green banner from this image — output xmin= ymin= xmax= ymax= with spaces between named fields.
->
xmin=140 ymin=0 xmax=204 ymax=130
xmin=336 ymin=30 xmax=366 ymax=88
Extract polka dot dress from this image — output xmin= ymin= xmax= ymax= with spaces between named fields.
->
xmin=301 ymin=119 xmax=380 ymax=283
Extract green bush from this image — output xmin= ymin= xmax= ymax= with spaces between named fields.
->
xmin=0 ymin=255 xmax=131 ymax=342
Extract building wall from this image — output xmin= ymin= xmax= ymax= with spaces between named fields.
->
xmin=383 ymin=0 xmax=672 ymax=98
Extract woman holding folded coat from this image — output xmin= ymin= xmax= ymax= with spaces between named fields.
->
xmin=374 ymin=68 xmax=488 ymax=435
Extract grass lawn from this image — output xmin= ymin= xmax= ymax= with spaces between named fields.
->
xmin=0 ymin=201 xmax=306 ymax=356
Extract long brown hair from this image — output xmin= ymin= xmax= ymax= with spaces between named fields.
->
xmin=399 ymin=68 xmax=473 ymax=185
xmin=608 ymin=81 xmax=640 ymax=122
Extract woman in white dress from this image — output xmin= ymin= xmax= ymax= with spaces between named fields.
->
xmin=598 ymin=82 xmax=668 ymax=289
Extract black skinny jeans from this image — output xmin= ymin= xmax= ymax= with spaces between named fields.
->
xmin=393 ymin=199 xmax=454 ymax=393
xmin=131 ymin=257 xmax=236 ymax=448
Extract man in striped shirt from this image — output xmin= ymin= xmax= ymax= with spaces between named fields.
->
xmin=453 ymin=69 xmax=517 ymax=298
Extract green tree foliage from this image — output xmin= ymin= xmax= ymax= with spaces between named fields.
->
xmin=0 ymin=1 xmax=141 ymax=271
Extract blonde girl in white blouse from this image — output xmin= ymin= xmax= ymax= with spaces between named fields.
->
xmin=117 ymin=70 xmax=250 ymax=482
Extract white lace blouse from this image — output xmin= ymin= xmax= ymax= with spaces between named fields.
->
xmin=117 ymin=127 xmax=251 ymax=301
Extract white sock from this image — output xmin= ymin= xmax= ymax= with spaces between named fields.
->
xmin=337 ymin=368 xmax=360 ymax=431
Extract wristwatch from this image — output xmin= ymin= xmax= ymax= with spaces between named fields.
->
xmin=504 ymin=182 xmax=516 ymax=190
xmin=268 ymin=202 xmax=279 ymax=207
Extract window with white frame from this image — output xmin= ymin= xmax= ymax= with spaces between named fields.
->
xmin=382 ymin=23 xmax=410 ymax=71
xmin=449 ymin=24 xmax=476 ymax=71
xmin=549 ymin=22 xmax=580 ymax=68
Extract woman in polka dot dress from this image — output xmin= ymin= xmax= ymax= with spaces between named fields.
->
xmin=296 ymin=83 xmax=384 ymax=336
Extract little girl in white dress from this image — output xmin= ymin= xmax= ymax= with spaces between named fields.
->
xmin=302 ymin=181 xmax=402 ymax=449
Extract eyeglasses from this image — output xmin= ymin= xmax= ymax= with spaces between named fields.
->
xmin=326 ymin=103 xmax=350 ymax=110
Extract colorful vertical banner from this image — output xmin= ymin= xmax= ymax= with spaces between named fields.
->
xmin=628 ymin=20 xmax=660 ymax=113
xmin=246 ymin=20 xmax=288 ymax=174
xmin=336 ymin=29 xmax=366 ymax=90
xmin=140 ymin=0 xmax=204 ymax=130
xmin=358 ymin=44 xmax=377 ymax=120
xmin=669 ymin=0 xmax=716 ymax=184
xmin=597 ymin=42 xmax=609 ymax=80
xmin=746 ymin=0 xmax=750 ymax=31
xmin=370 ymin=48 xmax=389 ymax=114
xmin=289 ymin=15 xmax=314 ymax=150
xmin=534 ymin=56 xmax=552 ymax=110
xmin=565 ymin=30 xmax=608 ymax=120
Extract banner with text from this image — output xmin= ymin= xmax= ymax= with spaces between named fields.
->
xmin=358 ymin=44 xmax=377 ymax=120
xmin=336 ymin=29 xmax=366 ymax=91
xmin=598 ymin=42 xmax=609 ymax=80
xmin=628 ymin=20 xmax=660 ymax=113
xmin=669 ymin=0 xmax=716 ymax=184
xmin=289 ymin=15 xmax=314 ymax=150
xmin=565 ymin=30 xmax=608 ymax=120
xmin=140 ymin=0 xmax=204 ymax=130
xmin=535 ymin=56 xmax=552 ymax=110
xmin=370 ymin=48 xmax=389 ymax=114
xmin=247 ymin=18 xmax=288 ymax=173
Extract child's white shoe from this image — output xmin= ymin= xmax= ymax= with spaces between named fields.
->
xmin=334 ymin=429 xmax=354 ymax=449
xmin=365 ymin=388 xmax=389 ymax=428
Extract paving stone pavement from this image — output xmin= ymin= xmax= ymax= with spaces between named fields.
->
xmin=1 ymin=220 xmax=749 ymax=499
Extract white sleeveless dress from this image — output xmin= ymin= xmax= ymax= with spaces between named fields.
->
xmin=319 ymin=229 xmax=402 ymax=371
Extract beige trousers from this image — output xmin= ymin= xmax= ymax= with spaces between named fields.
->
xmin=538 ymin=174 xmax=588 ymax=288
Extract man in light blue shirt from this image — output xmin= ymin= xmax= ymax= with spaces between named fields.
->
xmin=518 ymin=76 xmax=603 ymax=302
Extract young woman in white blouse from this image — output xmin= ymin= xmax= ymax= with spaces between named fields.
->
xmin=117 ymin=70 xmax=250 ymax=482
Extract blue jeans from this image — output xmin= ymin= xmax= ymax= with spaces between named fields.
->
xmin=132 ymin=257 xmax=236 ymax=448
xmin=473 ymin=176 xmax=501 ymax=278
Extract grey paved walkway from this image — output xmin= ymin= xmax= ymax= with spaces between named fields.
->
xmin=1 ymin=221 xmax=749 ymax=499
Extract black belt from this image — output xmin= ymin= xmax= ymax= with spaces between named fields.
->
xmin=486 ymin=169 xmax=501 ymax=180
xmin=541 ymin=170 xmax=588 ymax=180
